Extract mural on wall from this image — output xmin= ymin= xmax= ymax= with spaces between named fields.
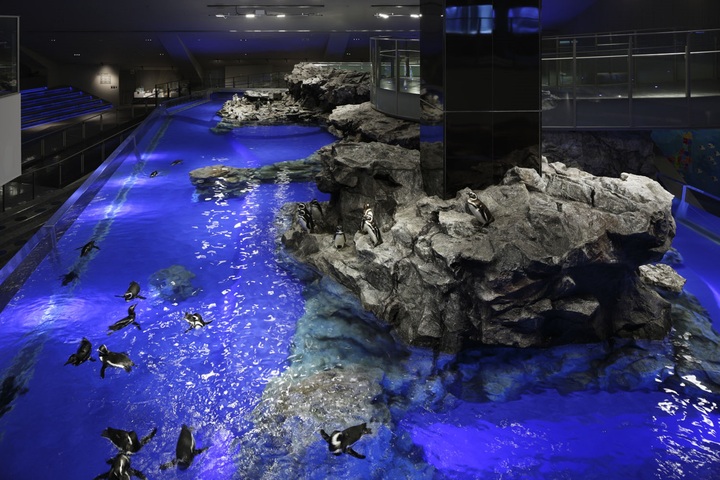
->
xmin=651 ymin=129 xmax=720 ymax=198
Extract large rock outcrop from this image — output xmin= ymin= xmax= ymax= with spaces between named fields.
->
xmin=282 ymin=144 xmax=676 ymax=352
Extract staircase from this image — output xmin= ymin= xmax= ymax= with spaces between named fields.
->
xmin=20 ymin=86 xmax=113 ymax=130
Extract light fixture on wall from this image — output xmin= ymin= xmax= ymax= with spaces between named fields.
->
xmin=372 ymin=4 xmax=420 ymax=18
xmin=208 ymin=4 xmax=324 ymax=18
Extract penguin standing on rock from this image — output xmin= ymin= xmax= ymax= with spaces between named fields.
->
xmin=296 ymin=203 xmax=315 ymax=233
xmin=320 ymin=423 xmax=372 ymax=459
xmin=309 ymin=199 xmax=324 ymax=230
xmin=333 ymin=225 xmax=346 ymax=249
xmin=466 ymin=192 xmax=495 ymax=227
xmin=360 ymin=210 xmax=383 ymax=247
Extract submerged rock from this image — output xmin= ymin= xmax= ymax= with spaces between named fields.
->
xmin=148 ymin=265 xmax=199 ymax=302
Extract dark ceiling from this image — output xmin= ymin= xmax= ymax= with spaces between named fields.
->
xmin=6 ymin=1 xmax=599 ymax=74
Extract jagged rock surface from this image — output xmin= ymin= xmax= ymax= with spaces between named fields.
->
xmin=282 ymin=149 xmax=676 ymax=352
xmin=543 ymin=131 xmax=659 ymax=178
xmin=327 ymin=102 xmax=420 ymax=150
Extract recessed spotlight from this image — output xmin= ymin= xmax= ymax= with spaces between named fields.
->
xmin=73 ymin=53 xmax=80 ymax=56
xmin=245 ymin=13 xmax=255 ymax=18
xmin=144 ymin=38 xmax=152 ymax=42
xmin=378 ymin=13 xmax=390 ymax=19
xmin=411 ymin=13 xmax=421 ymax=18
xmin=229 ymin=29 xmax=237 ymax=32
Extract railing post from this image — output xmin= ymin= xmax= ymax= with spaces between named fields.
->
xmin=42 ymin=223 xmax=58 ymax=251
xmin=628 ymin=35 xmax=633 ymax=128
xmin=572 ymin=38 xmax=577 ymax=129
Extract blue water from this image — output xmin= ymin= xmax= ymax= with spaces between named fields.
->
xmin=0 ymin=98 xmax=719 ymax=479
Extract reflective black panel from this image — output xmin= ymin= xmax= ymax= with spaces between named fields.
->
xmin=445 ymin=112 xmax=494 ymax=193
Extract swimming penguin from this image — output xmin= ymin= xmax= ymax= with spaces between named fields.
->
xmin=60 ymin=270 xmax=79 ymax=286
xmin=183 ymin=312 xmax=212 ymax=333
xmin=296 ymin=203 xmax=314 ymax=233
xmin=466 ymin=192 xmax=494 ymax=227
xmin=101 ymin=426 xmax=157 ymax=454
xmin=171 ymin=159 xmax=184 ymax=166
xmin=93 ymin=453 xmax=146 ymax=480
xmin=97 ymin=345 xmax=134 ymax=379
xmin=78 ymin=240 xmax=100 ymax=257
xmin=115 ymin=281 xmax=146 ymax=302
xmin=309 ymin=199 xmax=324 ymax=229
xmin=108 ymin=304 xmax=141 ymax=333
xmin=333 ymin=225 xmax=346 ymax=249
xmin=160 ymin=425 xmax=208 ymax=470
xmin=360 ymin=211 xmax=383 ymax=247
xmin=64 ymin=338 xmax=96 ymax=366
xmin=319 ymin=423 xmax=372 ymax=459
xmin=149 ymin=170 xmax=159 ymax=178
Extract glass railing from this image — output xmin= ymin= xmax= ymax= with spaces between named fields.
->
xmin=370 ymin=37 xmax=420 ymax=120
xmin=657 ymin=173 xmax=720 ymax=243
xmin=542 ymin=28 xmax=720 ymax=129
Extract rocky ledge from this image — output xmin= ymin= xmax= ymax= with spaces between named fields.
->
xmin=282 ymin=142 xmax=676 ymax=352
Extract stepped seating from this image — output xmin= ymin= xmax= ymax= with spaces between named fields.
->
xmin=20 ymin=86 xmax=113 ymax=130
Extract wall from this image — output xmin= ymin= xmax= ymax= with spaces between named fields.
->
xmin=49 ymin=64 xmax=121 ymax=104
xmin=652 ymin=129 xmax=720 ymax=198
xmin=0 ymin=93 xmax=21 ymax=186
xmin=554 ymin=0 xmax=720 ymax=34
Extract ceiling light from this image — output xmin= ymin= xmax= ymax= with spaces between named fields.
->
xmin=411 ymin=13 xmax=421 ymax=18
xmin=378 ymin=13 xmax=390 ymax=19
xmin=216 ymin=14 xmax=227 ymax=18
xmin=276 ymin=13 xmax=286 ymax=18
xmin=246 ymin=13 xmax=255 ymax=18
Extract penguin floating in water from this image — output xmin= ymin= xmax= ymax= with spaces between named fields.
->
xmin=466 ymin=192 xmax=494 ymax=227
xmin=93 ymin=453 xmax=146 ymax=480
xmin=108 ymin=304 xmax=141 ymax=334
xmin=60 ymin=270 xmax=79 ymax=286
xmin=333 ymin=225 xmax=346 ymax=249
xmin=78 ymin=240 xmax=100 ymax=257
xmin=101 ymin=426 xmax=157 ymax=454
xmin=320 ymin=423 xmax=372 ymax=459
xmin=296 ymin=203 xmax=315 ymax=233
xmin=360 ymin=210 xmax=383 ymax=247
xmin=64 ymin=338 xmax=96 ymax=366
xmin=160 ymin=425 xmax=208 ymax=470
xmin=149 ymin=170 xmax=160 ymax=178
xmin=183 ymin=312 xmax=212 ymax=333
xmin=115 ymin=281 xmax=147 ymax=302
xmin=171 ymin=159 xmax=184 ymax=166
xmin=97 ymin=345 xmax=134 ymax=379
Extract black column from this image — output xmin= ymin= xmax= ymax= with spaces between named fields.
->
xmin=421 ymin=0 xmax=541 ymax=198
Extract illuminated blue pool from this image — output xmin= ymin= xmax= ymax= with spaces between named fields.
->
xmin=0 ymin=96 xmax=719 ymax=479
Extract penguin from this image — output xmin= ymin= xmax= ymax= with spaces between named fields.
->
xmin=171 ymin=159 xmax=184 ymax=166
xmin=333 ymin=225 xmax=346 ymax=249
xmin=0 ymin=376 xmax=29 ymax=418
xmin=296 ymin=203 xmax=314 ymax=233
xmin=309 ymin=199 xmax=324 ymax=229
xmin=115 ymin=281 xmax=146 ymax=302
xmin=78 ymin=240 xmax=100 ymax=257
xmin=360 ymin=211 xmax=383 ymax=247
xmin=319 ymin=423 xmax=372 ymax=459
xmin=160 ymin=425 xmax=208 ymax=470
xmin=93 ymin=453 xmax=146 ymax=480
xmin=60 ymin=270 xmax=79 ymax=286
xmin=183 ymin=312 xmax=212 ymax=333
xmin=64 ymin=338 xmax=96 ymax=366
xmin=101 ymin=426 xmax=157 ymax=454
xmin=97 ymin=345 xmax=134 ymax=379
xmin=108 ymin=304 xmax=141 ymax=333
xmin=360 ymin=203 xmax=372 ymax=231
xmin=466 ymin=192 xmax=494 ymax=227
xmin=149 ymin=170 xmax=159 ymax=178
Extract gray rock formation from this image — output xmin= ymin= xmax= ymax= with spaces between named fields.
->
xmin=543 ymin=131 xmax=659 ymax=178
xmin=327 ymin=102 xmax=420 ymax=150
xmin=639 ymin=263 xmax=687 ymax=293
xmin=285 ymin=63 xmax=370 ymax=112
xmin=189 ymin=152 xmax=326 ymax=200
xmin=282 ymin=147 xmax=676 ymax=352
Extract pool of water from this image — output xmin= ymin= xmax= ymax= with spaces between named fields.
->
xmin=0 ymin=97 xmax=719 ymax=479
